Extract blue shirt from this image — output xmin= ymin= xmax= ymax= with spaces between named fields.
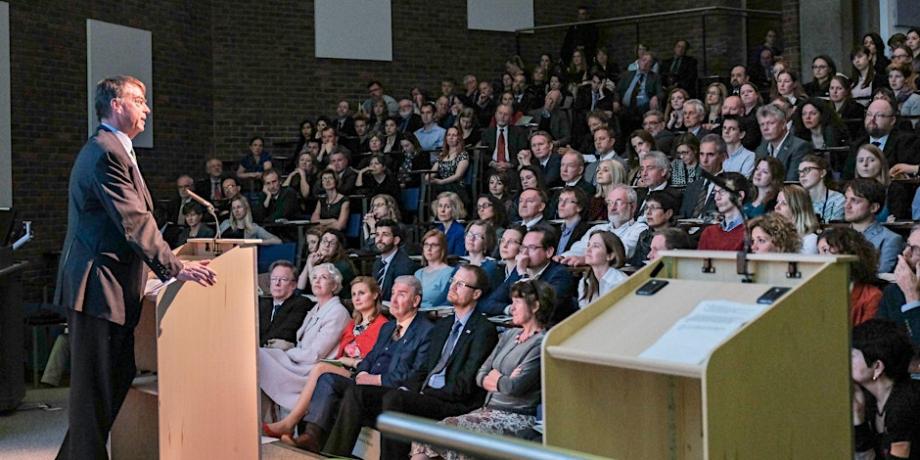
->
xmin=721 ymin=213 xmax=745 ymax=232
xmin=862 ymin=222 xmax=904 ymax=273
xmin=415 ymin=124 xmax=446 ymax=152
xmin=414 ymin=265 xmax=456 ymax=308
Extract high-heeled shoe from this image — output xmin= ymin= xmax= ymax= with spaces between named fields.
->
xmin=262 ymin=422 xmax=289 ymax=438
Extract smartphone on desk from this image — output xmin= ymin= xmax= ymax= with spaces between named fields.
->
xmin=636 ymin=279 xmax=669 ymax=296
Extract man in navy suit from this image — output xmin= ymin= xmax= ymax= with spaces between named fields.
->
xmin=530 ymin=130 xmax=562 ymax=187
xmin=754 ymin=104 xmax=812 ymax=181
xmin=324 ymin=265 xmax=498 ymax=459
xmin=54 ymin=75 xmax=216 ymax=459
xmin=479 ymin=223 xmax=576 ymax=325
xmin=372 ymin=219 xmax=419 ymax=301
xmin=285 ymin=275 xmax=434 ymax=452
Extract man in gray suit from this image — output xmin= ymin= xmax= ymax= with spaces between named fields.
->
xmin=55 ymin=75 xmax=216 ymax=459
xmin=529 ymin=89 xmax=571 ymax=147
xmin=754 ymin=104 xmax=812 ymax=181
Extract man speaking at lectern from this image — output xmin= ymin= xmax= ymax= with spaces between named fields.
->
xmin=54 ymin=75 xmax=217 ymax=459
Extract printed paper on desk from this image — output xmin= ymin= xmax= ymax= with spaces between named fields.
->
xmin=638 ymin=300 xmax=768 ymax=365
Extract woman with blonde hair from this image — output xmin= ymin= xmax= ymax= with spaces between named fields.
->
xmin=264 ymin=276 xmax=388 ymax=440
xmin=414 ymin=229 xmax=456 ymax=308
xmin=746 ymin=213 xmax=802 ymax=254
xmin=578 ymin=231 xmax=627 ymax=308
xmin=702 ymin=82 xmax=728 ymax=131
xmin=431 ymin=191 xmax=467 ymax=256
xmin=774 ymin=185 xmax=820 ymax=254
xmin=361 ymin=193 xmax=401 ymax=250
xmin=588 ymin=159 xmax=627 ymax=220
xmin=429 ymin=126 xmax=471 ymax=211
xmin=219 ymin=195 xmax=281 ymax=244
xmin=665 ymin=87 xmax=690 ymax=131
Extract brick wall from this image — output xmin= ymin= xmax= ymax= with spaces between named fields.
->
xmin=9 ymin=0 xmax=799 ymax=302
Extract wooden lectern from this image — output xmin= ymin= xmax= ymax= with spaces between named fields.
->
xmin=542 ymin=251 xmax=854 ymax=459
xmin=112 ymin=239 xmax=262 ymax=459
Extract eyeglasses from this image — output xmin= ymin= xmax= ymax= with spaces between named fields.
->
xmin=477 ymin=203 xmax=493 ymax=209
xmin=465 ymin=232 xmax=484 ymax=241
xmin=320 ymin=238 xmax=337 ymax=247
xmin=520 ymin=244 xmax=545 ymax=252
xmin=422 ymin=242 xmax=441 ymax=249
xmin=646 ymin=204 xmax=664 ymax=212
xmin=905 ymin=244 xmax=920 ymax=255
xmin=450 ymin=277 xmax=480 ymax=291
xmin=865 ymin=112 xmax=894 ymax=119
xmin=500 ymin=238 xmax=521 ymax=246
xmin=798 ymin=166 xmax=821 ymax=176
xmin=270 ymin=277 xmax=293 ymax=283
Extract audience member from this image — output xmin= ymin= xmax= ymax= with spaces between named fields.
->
xmin=555 ymin=187 xmax=591 ymax=254
xmin=578 ymin=231 xmax=627 ymax=308
xmin=196 ymin=157 xmax=227 ymax=201
xmin=635 ymin=151 xmax=680 ymax=220
xmin=464 ymin=220 xmax=502 ymax=290
xmin=702 ymin=83 xmax=727 ymax=131
xmin=588 ymin=159 xmax=627 ymax=221
xmin=682 ymin=99 xmax=710 ymax=139
xmin=661 ymin=39 xmax=699 ymax=97
xmin=853 ymin=144 xmax=895 ymax=221
xmin=585 ymin=126 xmax=627 ymax=184
xmin=237 ymin=136 xmax=273 ymax=181
xmin=528 ymin=131 xmax=562 ymax=187
xmin=618 ymin=51 xmax=663 ymax=129
xmin=670 ymin=133 xmax=703 ymax=188
xmin=260 ymin=260 xmax=312 ymax=347
xmin=316 ymin=127 xmax=352 ymax=167
xmin=529 ymin=89 xmax=571 ymax=147
xmin=729 ymin=65 xmax=750 ymax=95
xmin=324 ymin=149 xmax=357 ymax=195
xmin=828 ymin=75 xmax=866 ymax=142
xmin=648 ymin=227 xmax=693 ymax=261
xmin=310 ymin=169 xmax=350 ymax=231
xmin=625 ymin=129 xmax=656 ymax=186
xmin=259 ymin=263 xmax=351 ymax=420
xmin=721 ymin=115 xmax=756 ymax=177
xmin=355 ymin=154 xmax=400 ymax=202
xmin=397 ymin=133 xmax=431 ymax=187
xmin=796 ymin=154 xmax=845 ymax=222
xmin=362 ymin=81 xmax=399 ymax=116
xmin=476 ymin=194 xmax=508 ymax=244
xmin=878 ymin=224 xmax=920 ymax=347
xmin=515 ymin=187 xmax=547 ymax=230
xmin=774 ymin=185 xmax=820 ymax=254
xmin=665 ymin=87 xmax=689 ymax=132
xmin=362 ymin=194 xmax=401 ymax=251
xmin=411 ymin=279 xmax=553 ymax=460
xmin=679 ymin=134 xmax=726 ymax=218
xmin=372 ymin=219 xmax=420 ymax=301
xmin=643 ymin=110 xmax=676 ymax=156
xmin=697 ymin=172 xmax=751 ymax=251
xmin=219 ymin=196 xmax=281 ymax=244
xmin=483 ymin=104 xmax=528 ymax=173
xmin=415 ymin=229 xmax=456 ymax=309
xmin=851 ymin=319 xmax=920 ymax=459
xmin=414 ymin=102 xmax=446 ymax=152
xmin=888 ymin=63 xmax=920 ymax=128
xmin=485 ymin=170 xmax=514 ymax=218
xmin=260 ymin=169 xmax=301 ymax=223
xmin=803 ymin=55 xmax=836 ymax=97
xmin=561 ymin=185 xmax=648 ymax=261
xmin=324 ymin=265 xmax=498 ymax=459
xmin=174 ymin=202 xmax=216 ymax=247
xmin=747 ymin=213 xmax=801 ymax=253
xmin=845 ymin=179 xmax=904 ymax=273
xmin=429 ymin=127 xmax=471 ymax=208
xmin=772 ymin=70 xmax=807 ymax=110
xmin=432 ymin=191 xmax=467 ymax=257
xmin=166 ymin=174 xmax=195 ymax=226
xmin=755 ymin=103 xmax=811 ymax=181
xmin=850 ymin=47 xmax=886 ymax=104
xmin=845 ymin=98 xmax=918 ymax=180
xmin=818 ymin=227 xmax=884 ymax=326
xmin=744 ymin=156 xmax=784 ymax=218
xmin=297 ymin=229 xmax=357 ymax=299
xmin=283 ymin=152 xmax=316 ymax=213
xmin=631 ymin=190 xmax=680 ymax=266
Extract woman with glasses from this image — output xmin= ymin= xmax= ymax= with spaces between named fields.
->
xmin=410 ymin=279 xmax=554 ymax=460
xmin=362 ymin=194 xmax=401 ymax=251
xmin=630 ymin=191 xmax=679 ymax=266
xmin=310 ymin=169 xmax=350 ymax=231
xmin=264 ymin=277 xmax=388 ymax=439
xmin=259 ymin=263 xmax=350 ymax=429
xmin=744 ymin=156 xmax=784 ymax=218
xmin=797 ymin=154 xmax=844 ymax=222
xmin=296 ymin=229 xmax=356 ymax=299
xmin=851 ymin=319 xmax=920 ymax=460
xmin=818 ymin=227 xmax=883 ymax=326
xmin=463 ymin=220 xmax=501 ymax=292
xmin=773 ymin=185 xmax=820 ymax=254
xmin=804 ymin=55 xmax=837 ymax=98
xmin=414 ymin=229 xmax=456 ymax=309
xmin=579 ymin=231 xmax=627 ymax=308
xmin=219 ymin=196 xmax=281 ymax=244
xmin=475 ymin=196 xmax=507 ymax=252
xmin=669 ymin=134 xmax=702 ymax=187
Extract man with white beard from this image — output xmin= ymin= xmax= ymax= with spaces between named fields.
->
xmin=557 ymin=184 xmax=648 ymax=264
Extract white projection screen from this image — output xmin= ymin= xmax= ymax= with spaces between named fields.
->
xmin=315 ymin=0 xmax=392 ymax=61
xmin=87 ymin=20 xmax=153 ymax=148
xmin=0 ymin=2 xmax=10 ymax=209
xmin=467 ymin=0 xmax=533 ymax=32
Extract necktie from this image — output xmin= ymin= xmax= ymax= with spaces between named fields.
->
xmin=871 ymin=141 xmax=881 ymax=147
xmin=591 ymin=91 xmax=598 ymax=111
xmin=497 ymin=128 xmax=506 ymax=163
xmin=428 ymin=321 xmax=463 ymax=389
xmin=692 ymin=180 xmax=711 ymax=218
xmin=392 ymin=324 xmax=403 ymax=340
xmin=375 ymin=259 xmax=387 ymax=287
xmin=212 ymin=179 xmax=221 ymax=200
xmin=628 ymin=74 xmax=645 ymax=109
xmin=671 ymin=57 xmax=680 ymax=74
xmin=271 ymin=303 xmax=282 ymax=322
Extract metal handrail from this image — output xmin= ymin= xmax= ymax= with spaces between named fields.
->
xmin=514 ymin=6 xmax=782 ymax=33
xmin=376 ymin=412 xmax=609 ymax=460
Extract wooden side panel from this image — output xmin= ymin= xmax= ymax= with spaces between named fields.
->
xmin=156 ymin=246 xmax=260 ymax=459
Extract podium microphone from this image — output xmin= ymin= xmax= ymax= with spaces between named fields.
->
xmin=185 ymin=190 xmax=222 ymax=240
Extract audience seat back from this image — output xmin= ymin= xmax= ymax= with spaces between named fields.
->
xmin=256 ymin=242 xmax=297 ymax=273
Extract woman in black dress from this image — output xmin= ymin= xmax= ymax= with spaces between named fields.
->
xmin=310 ymin=169 xmax=350 ymax=231
xmin=356 ymin=154 xmax=400 ymax=202
xmin=852 ymin=319 xmax=920 ymax=459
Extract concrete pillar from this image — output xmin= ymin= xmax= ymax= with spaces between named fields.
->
xmin=798 ymin=0 xmax=854 ymax=81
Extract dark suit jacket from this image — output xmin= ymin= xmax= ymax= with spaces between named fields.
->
xmin=258 ymin=295 xmax=312 ymax=346
xmin=556 ymin=219 xmax=591 ymax=253
xmin=477 ymin=263 xmax=577 ymax=325
xmin=337 ymin=168 xmax=358 ymax=196
xmin=334 ymin=116 xmax=356 ymax=137
xmin=481 ymin=125 xmax=529 ymax=165
xmin=195 ymin=175 xmax=228 ymax=201
xmin=687 ymin=126 xmax=711 ymax=139
xmin=661 ymin=55 xmax=699 ymax=96
xmin=755 ymin=135 xmax=813 ymax=181
xmin=635 ymin=186 xmax=684 ymax=219
xmin=616 ymin=71 xmax=664 ymax=115
xmin=843 ymin=131 xmax=919 ymax=179
xmin=55 ymin=127 xmax=184 ymax=327
xmin=529 ymin=108 xmax=571 ymax=147
xmin=262 ymin=187 xmax=301 ymax=222
xmin=165 ymin=195 xmax=192 ymax=225
xmin=397 ymin=114 xmax=423 ymax=134
xmin=375 ymin=247 xmax=420 ymax=301
xmin=679 ymin=176 xmax=717 ymax=218
xmin=878 ymin=284 xmax=920 ymax=347
xmin=412 ymin=312 xmax=498 ymax=410
xmin=538 ymin=154 xmax=563 ymax=188
xmin=654 ymin=130 xmax=676 ymax=156
xmin=356 ymin=313 xmax=434 ymax=389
